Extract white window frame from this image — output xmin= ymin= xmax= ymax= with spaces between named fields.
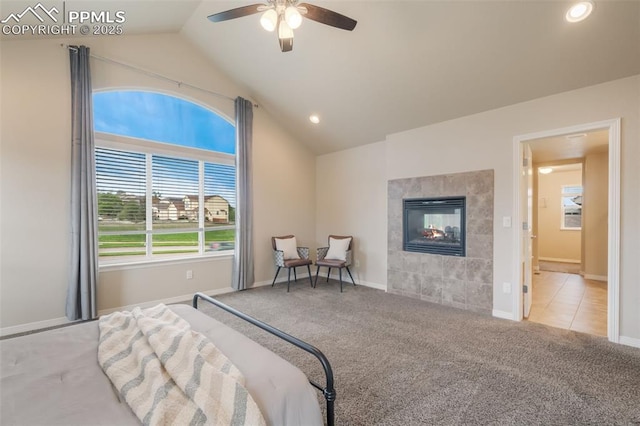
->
xmin=95 ymin=131 xmax=235 ymax=266
xmin=560 ymin=184 xmax=582 ymax=231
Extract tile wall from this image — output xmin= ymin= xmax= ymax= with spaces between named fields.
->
xmin=387 ymin=170 xmax=494 ymax=314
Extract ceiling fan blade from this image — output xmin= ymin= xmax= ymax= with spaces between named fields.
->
xmin=298 ymin=3 xmax=357 ymax=31
xmin=207 ymin=4 xmax=265 ymax=23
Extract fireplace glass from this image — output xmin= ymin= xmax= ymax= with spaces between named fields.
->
xmin=403 ymin=197 xmax=466 ymax=256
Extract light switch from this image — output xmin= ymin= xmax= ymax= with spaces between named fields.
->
xmin=502 ymin=216 xmax=512 ymax=228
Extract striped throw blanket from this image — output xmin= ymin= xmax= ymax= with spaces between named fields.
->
xmin=98 ymin=304 xmax=266 ymax=426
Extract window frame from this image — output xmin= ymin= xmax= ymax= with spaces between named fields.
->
xmin=95 ymin=131 xmax=236 ymax=266
xmin=560 ymin=184 xmax=583 ymax=231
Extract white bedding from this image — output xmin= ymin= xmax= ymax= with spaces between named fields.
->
xmin=0 ymin=304 xmax=323 ymax=426
xmin=98 ymin=304 xmax=266 ymax=425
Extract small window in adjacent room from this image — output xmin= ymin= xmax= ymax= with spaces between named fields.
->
xmin=94 ymin=90 xmax=236 ymax=265
xmin=561 ymin=185 xmax=582 ymax=230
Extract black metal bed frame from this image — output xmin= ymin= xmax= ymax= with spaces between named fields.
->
xmin=192 ymin=292 xmax=336 ymax=426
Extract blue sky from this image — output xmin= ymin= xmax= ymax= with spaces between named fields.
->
xmin=93 ymin=91 xmax=235 ymax=154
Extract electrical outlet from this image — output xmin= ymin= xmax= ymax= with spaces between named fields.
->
xmin=503 ymin=282 xmax=511 ymax=294
xmin=186 ymin=270 xmax=193 ymax=279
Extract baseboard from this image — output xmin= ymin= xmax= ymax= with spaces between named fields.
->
xmin=583 ymin=274 xmax=608 ymax=282
xmin=0 ymin=286 xmax=247 ymax=337
xmin=492 ymin=309 xmax=515 ymax=321
xmin=538 ymin=257 xmax=580 ymax=264
xmin=619 ymin=336 xmax=640 ymax=349
xmin=251 ymin=279 xmax=276 ymax=288
xmin=325 ymin=272 xmax=385 ymax=291
xmin=259 ymin=272 xmax=386 ymax=291
xmin=0 ymin=316 xmax=79 ymax=338
xmin=254 ymin=274 xmax=314 ymax=289
xmin=359 ymin=280 xmax=387 ymax=291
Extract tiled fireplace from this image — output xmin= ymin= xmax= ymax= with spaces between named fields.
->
xmin=387 ymin=170 xmax=494 ymax=314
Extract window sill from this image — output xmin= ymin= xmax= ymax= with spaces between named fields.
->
xmin=98 ymin=252 xmax=234 ymax=272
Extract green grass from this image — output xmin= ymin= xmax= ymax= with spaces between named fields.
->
xmin=98 ymin=229 xmax=235 ymax=253
xmin=152 ymin=249 xmax=199 ymax=255
xmin=100 ymin=251 xmax=145 ymax=257
xmin=154 ymin=233 xmax=198 ymax=244
xmin=205 ymin=229 xmax=235 ymax=242
xmin=100 ymin=249 xmax=199 ymax=256
xmin=99 ymin=221 xmax=235 ymax=232
xmin=100 ymin=242 xmax=146 ymax=248
xmin=100 ymin=234 xmax=145 ymax=243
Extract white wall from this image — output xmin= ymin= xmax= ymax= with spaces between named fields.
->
xmin=316 ymin=75 xmax=640 ymax=344
xmin=316 ymin=141 xmax=387 ymax=288
xmin=0 ymin=33 xmax=316 ymax=332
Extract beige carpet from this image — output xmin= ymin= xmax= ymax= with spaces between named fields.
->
xmin=191 ymin=281 xmax=640 ymax=425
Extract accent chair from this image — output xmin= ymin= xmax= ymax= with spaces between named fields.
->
xmin=271 ymin=235 xmax=313 ymax=292
xmin=315 ymin=235 xmax=356 ymax=292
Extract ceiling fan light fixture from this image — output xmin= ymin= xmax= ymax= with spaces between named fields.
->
xmin=309 ymin=114 xmax=320 ymax=124
xmin=278 ymin=19 xmax=294 ymax=40
xmin=260 ymin=9 xmax=278 ymax=31
xmin=285 ymin=6 xmax=302 ymax=29
xmin=566 ymin=1 xmax=594 ymax=23
xmin=207 ymin=2 xmax=358 ymax=52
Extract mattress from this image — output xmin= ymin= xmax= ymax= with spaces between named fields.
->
xmin=0 ymin=304 xmax=323 ymax=426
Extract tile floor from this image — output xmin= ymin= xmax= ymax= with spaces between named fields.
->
xmin=526 ymin=270 xmax=608 ymax=337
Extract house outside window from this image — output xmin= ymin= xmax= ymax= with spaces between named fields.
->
xmin=561 ymin=185 xmax=582 ymax=230
xmin=94 ymin=90 xmax=236 ymax=264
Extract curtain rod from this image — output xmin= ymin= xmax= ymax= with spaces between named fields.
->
xmin=62 ymin=44 xmax=256 ymax=106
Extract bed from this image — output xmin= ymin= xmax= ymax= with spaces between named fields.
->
xmin=0 ymin=292 xmax=336 ymax=426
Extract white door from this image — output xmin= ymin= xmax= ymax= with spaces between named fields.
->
xmin=522 ymin=143 xmax=533 ymax=318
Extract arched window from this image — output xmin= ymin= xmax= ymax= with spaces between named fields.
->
xmin=94 ymin=90 xmax=236 ymax=264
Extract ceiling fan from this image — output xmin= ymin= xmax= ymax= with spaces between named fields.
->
xmin=207 ymin=1 xmax=357 ymax=52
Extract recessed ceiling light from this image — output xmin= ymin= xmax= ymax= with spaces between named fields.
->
xmin=566 ymin=1 xmax=594 ymax=23
xmin=309 ymin=114 xmax=320 ymax=124
xmin=539 ymin=167 xmax=553 ymax=174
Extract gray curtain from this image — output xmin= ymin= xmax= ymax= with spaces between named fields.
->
xmin=66 ymin=46 xmax=98 ymax=320
xmin=232 ymin=97 xmax=254 ymax=290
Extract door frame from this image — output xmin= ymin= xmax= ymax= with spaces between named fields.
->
xmin=522 ymin=143 xmax=534 ymax=318
xmin=512 ymin=118 xmax=621 ymax=342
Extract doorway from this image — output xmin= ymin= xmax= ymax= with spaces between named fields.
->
xmin=512 ymin=119 xmax=621 ymax=342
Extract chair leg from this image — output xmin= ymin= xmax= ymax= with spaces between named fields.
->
xmin=346 ymin=266 xmax=356 ymax=286
xmin=307 ymin=264 xmax=313 ymax=288
xmin=339 ymin=268 xmax=343 ymax=293
xmin=314 ymin=266 xmax=320 ymax=287
xmin=271 ymin=267 xmax=281 ymax=287
xmin=326 ymin=267 xmax=331 ymax=282
xmin=287 ymin=268 xmax=291 ymax=292
xmin=294 ymin=268 xmax=297 ymax=282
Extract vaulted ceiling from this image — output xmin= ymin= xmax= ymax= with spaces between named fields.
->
xmin=183 ymin=1 xmax=640 ymax=154
xmin=2 ymin=1 xmax=639 ymax=155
